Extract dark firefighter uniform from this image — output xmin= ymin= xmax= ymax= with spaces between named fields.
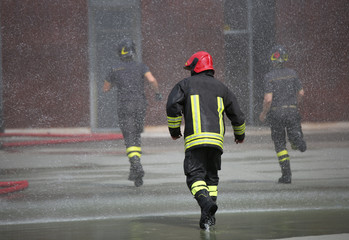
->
xmin=104 ymin=38 xmax=161 ymax=187
xmin=106 ymin=60 xmax=149 ymax=152
xmin=166 ymin=51 xmax=245 ymax=229
xmin=261 ymin=45 xmax=307 ymax=184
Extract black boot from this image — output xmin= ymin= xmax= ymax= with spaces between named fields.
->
xmin=195 ymin=189 xmax=218 ymax=230
xmin=278 ymin=160 xmax=291 ymax=184
xmin=128 ymin=156 xmax=144 ymax=187
xmin=210 ymin=196 xmax=217 ymax=226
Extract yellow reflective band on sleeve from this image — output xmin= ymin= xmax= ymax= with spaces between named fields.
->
xmin=191 ymin=180 xmax=208 ymax=196
xmin=233 ymin=122 xmax=246 ymax=135
xmin=191 ymin=95 xmax=201 ymax=134
xmin=208 ymin=185 xmax=218 ymax=197
xmin=277 ymin=150 xmax=288 ymax=157
xmin=217 ymin=97 xmax=225 ymax=135
xmin=167 ymin=116 xmax=182 ymax=128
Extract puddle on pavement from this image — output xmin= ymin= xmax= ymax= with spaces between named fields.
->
xmin=1 ymin=209 xmax=348 ymax=240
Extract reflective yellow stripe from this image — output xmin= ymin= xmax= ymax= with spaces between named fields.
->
xmin=277 ymin=150 xmax=288 ymax=157
xmin=185 ymin=132 xmax=224 ymax=150
xmin=208 ymin=185 xmax=218 ymax=197
xmin=279 ymin=157 xmax=290 ymax=162
xmin=185 ymin=132 xmax=223 ymax=143
xmin=167 ymin=116 xmax=182 ymax=128
xmin=128 ymin=152 xmax=141 ymax=158
xmin=233 ymin=122 xmax=246 ymax=135
xmin=126 ymin=146 xmax=142 ymax=158
xmin=191 ymin=95 xmax=201 ymax=134
xmin=277 ymin=149 xmax=289 ymax=162
xmin=185 ymin=138 xmax=223 ymax=150
xmin=217 ymin=97 xmax=224 ymax=135
xmin=127 ymin=146 xmax=142 ymax=153
xmin=191 ymin=180 xmax=208 ymax=196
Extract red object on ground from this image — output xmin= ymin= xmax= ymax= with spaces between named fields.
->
xmin=0 ymin=133 xmax=123 ymax=147
xmin=0 ymin=132 xmax=123 ymax=138
xmin=0 ymin=180 xmax=29 ymax=194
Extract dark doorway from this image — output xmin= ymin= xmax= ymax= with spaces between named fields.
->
xmin=88 ymin=0 xmax=141 ymax=131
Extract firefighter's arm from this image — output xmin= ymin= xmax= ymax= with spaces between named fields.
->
xmin=297 ymin=89 xmax=304 ymax=105
xmin=259 ymin=93 xmax=273 ymax=122
xmin=224 ymin=89 xmax=246 ymax=144
xmin=166 ymin=84 xmax=184 ymax=140
xmin=233 ymin=122 xmax=246 ymax=144
xmin=103 ymin=80 xmax=111 ymax=92
xmin=145 ymin=71 xmax=162 ymax=101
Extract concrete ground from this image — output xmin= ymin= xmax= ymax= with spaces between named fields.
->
xmin=0 ymin=122 xmax=349 ymax=239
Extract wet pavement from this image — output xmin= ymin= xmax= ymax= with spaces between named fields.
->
xmin=0 ymin=123 xmax=349 ymax=239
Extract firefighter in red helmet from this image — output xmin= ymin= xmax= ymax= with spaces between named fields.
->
xmin=259 ymin=45 xmax=307 ymax=184
xmin=166 ymin=51 xmax=246 ymax=230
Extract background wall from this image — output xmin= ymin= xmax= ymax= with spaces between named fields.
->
xmin=275 ymin=0 xmax=349 ymax=122
xmin=141 ymin=0 xmax=225 ymax=126
xmin=0 ymin=0 xmax=89 ymax=128
xmin=0 ymin=0 xmax=348 ymax=130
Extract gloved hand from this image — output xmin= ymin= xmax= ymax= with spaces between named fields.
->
xmin=234 ymin=133 xmax=245 ymax=144
xmin=171 ymin=133 xmax=182 ymax=140
xmin=155 ymin=93 xmax=162 ymax=101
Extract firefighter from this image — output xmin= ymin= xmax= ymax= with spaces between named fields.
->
xmin=103 ymin=38 xmax=162 ymax=187
xmin=259 ymin=45 xmax=307 ymax=184
xmin=166 ymin=51 xmax=246 ymax=229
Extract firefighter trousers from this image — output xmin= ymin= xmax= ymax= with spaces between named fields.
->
xmin=268 ymin=108 xmax=306 ymax=153
xmin=117 ymin=101 xmax=146 ymax=158
xmin=184 ymin=147 xmax=222 ymax=198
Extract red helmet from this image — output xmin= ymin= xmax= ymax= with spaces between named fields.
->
xmin=184 ymin=51 xmax=214 ymax=73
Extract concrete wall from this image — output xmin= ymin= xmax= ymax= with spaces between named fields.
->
xmin=275 ymin=0 xmax=349 ymax=122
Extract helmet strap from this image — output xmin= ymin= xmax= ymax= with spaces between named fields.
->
xmin=190 ymin=58 xmax=199 ymax=70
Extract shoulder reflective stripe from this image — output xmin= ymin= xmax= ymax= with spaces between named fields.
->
xmin=112 ymin=67 xmax=125 ymax=72
xmin=217 ymin=97 xmax=224 ymax=135
xmin=271 ymin=75 xmax=296 ymax=82
xmin=191 ymin=95 xmax=201 ymax=134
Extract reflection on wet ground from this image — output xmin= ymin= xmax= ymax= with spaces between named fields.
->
xmin=1 ymin=209 xmax=349 ymax=240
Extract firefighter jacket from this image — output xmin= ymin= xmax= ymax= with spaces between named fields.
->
xmin=166 ymin=71 xmax=246 ymax=152
xmin=106 ymin=60 xmax=150 ymax=107
xmin=264 ymin=67 xmax=303 ymax=109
